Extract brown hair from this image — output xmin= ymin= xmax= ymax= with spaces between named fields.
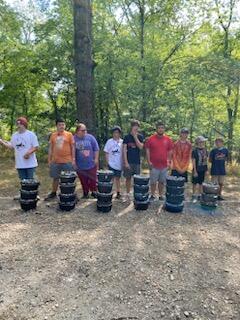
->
xmin=130 ymin=119 xmax=140 ymax=128
xmin=75 ymin=123 xmax=86 ymax=133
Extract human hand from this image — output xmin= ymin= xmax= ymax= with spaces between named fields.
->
xmin=24 ymin=152 xmax=30 ymax=159
xmin=193 ymin=171 xmax=198 ymax=178
xmin=125 ymin=162 xmax=130 ymax=169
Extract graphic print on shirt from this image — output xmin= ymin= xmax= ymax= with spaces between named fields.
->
xmin=55 ymin=135 xmax=65 ymax=150
xmin=75 ymin=140 xmax=91 ymax=157
xmin=15 ymin=136 xmax=27 ymax=150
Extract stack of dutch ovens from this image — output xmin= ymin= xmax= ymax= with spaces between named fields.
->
xmin=201 ymin=183 xmax=219 ymax=209
xmin=20 ymin=179 xmax=40 ymax=211
xmin=97 ymin=170 xmax=114 ymax=213
xmin=59 ymin=171 xmax=77 ymax=211
xmin=165 ymin=176 xmax=185 ymax=213
xmin=133 ymin=175 xmax=150 ymax=210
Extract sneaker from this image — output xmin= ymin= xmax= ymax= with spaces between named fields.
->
xmin=81 ymin=193 xmax=89 ymax=199
xmin=44 ymin=192 xmax=57 ymax=201
xmin=192 ymin=194 xmax=198 ymax=203
xmin=159 ymin=196 xmax=164 ymax=201
xmin=149 ymin=195 xmax=156 ymax=202
xmin=115 ymin=192 xmax=121 ymax=200
xmin=218 ymin=195 xmax=225 ymax=201
xmin=13 ymin=195 xmax=20 ymax=201
xmin=91 ymin=192 xmax=97 ymax=199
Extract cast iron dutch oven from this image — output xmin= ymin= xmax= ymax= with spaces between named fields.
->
xmin=134 ymin=184 xmax=149 ymax=194
xmin=97 ymin=181 xmax=113 ymax=194
xmin=166 ymin=185 xmax=184 ymax=196
xmin=97 ymin=202 xmax=112 ymax=213
xmin=166 ymin=176 xmax=185 ymax=187
xmin=166 ymin=193 xmax=184 ymax=205
xmin=59 ymin=201 xmax=76 ymax=211
xmin=59 ymin=182 xmax=76 ymax=194
xmin=201 ymin=193 xmax=218 ymax=202
xmin=97 ymin=170 xmax=114 ymax=183
xmin=134 ymin=200 xmax=149 ymax=211
xmin=59 ymin=193 xmax=76 ymax=203
xmin=134 ymin=193 xmax=149 ymax=202
xmin=164 ymin=201 xmax=184 ymax=213
xmin=97 ymin=192 xmax=113 ymax=204
xmin=200 ymin=200 xmax=217 ymax=209
xmin=202 ymin=183 xmax=220 ymax=195
xmin=20 ymin=189 xmax=38 ymax=200
xmin=21 ymin=179 xmax=40 ymax=191
xmin=133 ymin=175 xmax=150 ymax=186
xmin=20 ymin=199 xmax=38 ymax=211
xmin=59 ymin=171 xmax=77 ymax=184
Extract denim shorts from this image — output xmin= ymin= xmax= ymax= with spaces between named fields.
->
xmin=17 ymin=167 xmax=36 ymax=180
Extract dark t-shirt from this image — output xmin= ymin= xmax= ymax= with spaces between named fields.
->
xmin=123 ymin=133 xmax=144 ymax=165
xmin=192 ymin=147 xmax=208 ymax=172
xmin=209 ymin=147 xmax=228 ymax=175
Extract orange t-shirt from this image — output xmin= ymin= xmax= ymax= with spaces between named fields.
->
xmin=50 ymin=131 xmax=74 ymax=164
xmin=172 ymin=140 xmax=192 ymax=172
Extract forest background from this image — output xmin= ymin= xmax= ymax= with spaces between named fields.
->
xmin=1 ymin=0 xmax=240 ymax=163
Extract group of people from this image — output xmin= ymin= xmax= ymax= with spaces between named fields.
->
xmin=0 ymin=117 xmax=229 ymax=202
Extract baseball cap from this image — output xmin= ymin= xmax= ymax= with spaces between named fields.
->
xmin=112 ymin=126 xmax=122 ymax=133
xmin=180 ymin=128 xmax=189 ymax=134
xmin=195 ymin=136 xmax=207 ymax=143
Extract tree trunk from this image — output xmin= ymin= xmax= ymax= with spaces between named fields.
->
xmin=73 ymin=0 xmax=95 ymax=132
xmin=139 ymin=1 xmax=147 ymax=121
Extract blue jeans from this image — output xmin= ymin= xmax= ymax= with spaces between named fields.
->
xmin=17 ymin=167 xmax=36 ymax=180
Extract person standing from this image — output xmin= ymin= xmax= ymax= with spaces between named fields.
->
xmin=209 ymin=138 xmax=228 ymax=200
xmin=192 ymin=136 xmax=208 ymax=200
xmin=171 ymin=128 xmax=192 ymax=182
xmin=74 ymin=123 xmax=99 ymax=198
xmin=45 ymin=119 xmax=75 ymax=200
xmin=0 ymin=117 xmax=39 ymax=184
xmin=145 ymin=122 xmax=173 ymax=201
xmin=104 ymin=126 xmax=123 ymax=199
xmin=123 ymin=120 xmax=144 ymax=199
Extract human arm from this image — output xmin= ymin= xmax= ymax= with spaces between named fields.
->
xmin=0 ymin=138 xmax=14 ymax=150
xmin=123 ymin=143 xmax=130 ymax=168
xmin=132 ymin=133 xmax=144 ymax=149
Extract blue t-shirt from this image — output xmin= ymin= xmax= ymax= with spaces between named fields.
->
xmin=74 ymin=134 xmax=99 ymax=170
xmin=210 ymin=147 xmax=228 ymax=176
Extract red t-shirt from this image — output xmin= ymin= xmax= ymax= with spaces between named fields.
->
xmin=145 ymin=134 xmax=173 ymax=169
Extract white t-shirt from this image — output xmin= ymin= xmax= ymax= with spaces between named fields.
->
xmin=104 ymin=138 xmax=123 ymax=171
xmin=10 ymin=130 xmax=39 ymax=169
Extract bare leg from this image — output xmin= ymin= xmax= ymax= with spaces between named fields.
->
xmin=126 ymin=177 xmax=131 ymax=194
xmin=219 ymin=183 xmax=223 ymax=196
xmin=158 ymin=182 xmax=164 ymax=197
xmin=192 ymin=183 xmax=197 ymax=195
xmin=115 ymin=177 xmax=121 ymax=193
xmin=52 ymin=178 xmax=59 ymax=193
xmin=150 ymin=183 xmax=157 ymax=196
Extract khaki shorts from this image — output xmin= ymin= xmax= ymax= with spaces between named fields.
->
xmin=150 ymin=167 xmax=168 ymax=184
xmin=211 ymin=175 xmax=225 ymax=185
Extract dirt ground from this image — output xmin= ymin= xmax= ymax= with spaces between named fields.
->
xmin=0 ymin=159 xmax=239 ymax=320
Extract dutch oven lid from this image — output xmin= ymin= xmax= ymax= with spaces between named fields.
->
xmin=20 ymin=198 xmax=38 ymax=203
xmin=21 ymin=179 xmax=40 ymax=185
xmin=20 ymin=189 xmax=38 ymax=194
xmin=60 ymin=182 xmax=76 ymax=187
xmin=97 ymin=192 xmax=113 ymax=197
xmin=134 ymin=174 xmax=150 ymax=180
xmin=166 ymin=176 xmax=185 ymax=182
xmin=59 ymin=201 xmax=76 ymax=205
xmin=60 ymin=171 xmax=77 ymax=178
xmin=97 ymin=170 xmax=114 ymax=175
xmin=203 ymin=182 xmax=219 ymax=188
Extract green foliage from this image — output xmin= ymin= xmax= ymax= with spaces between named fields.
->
xmin=0 ymin=0 xmax=240 ymax=159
